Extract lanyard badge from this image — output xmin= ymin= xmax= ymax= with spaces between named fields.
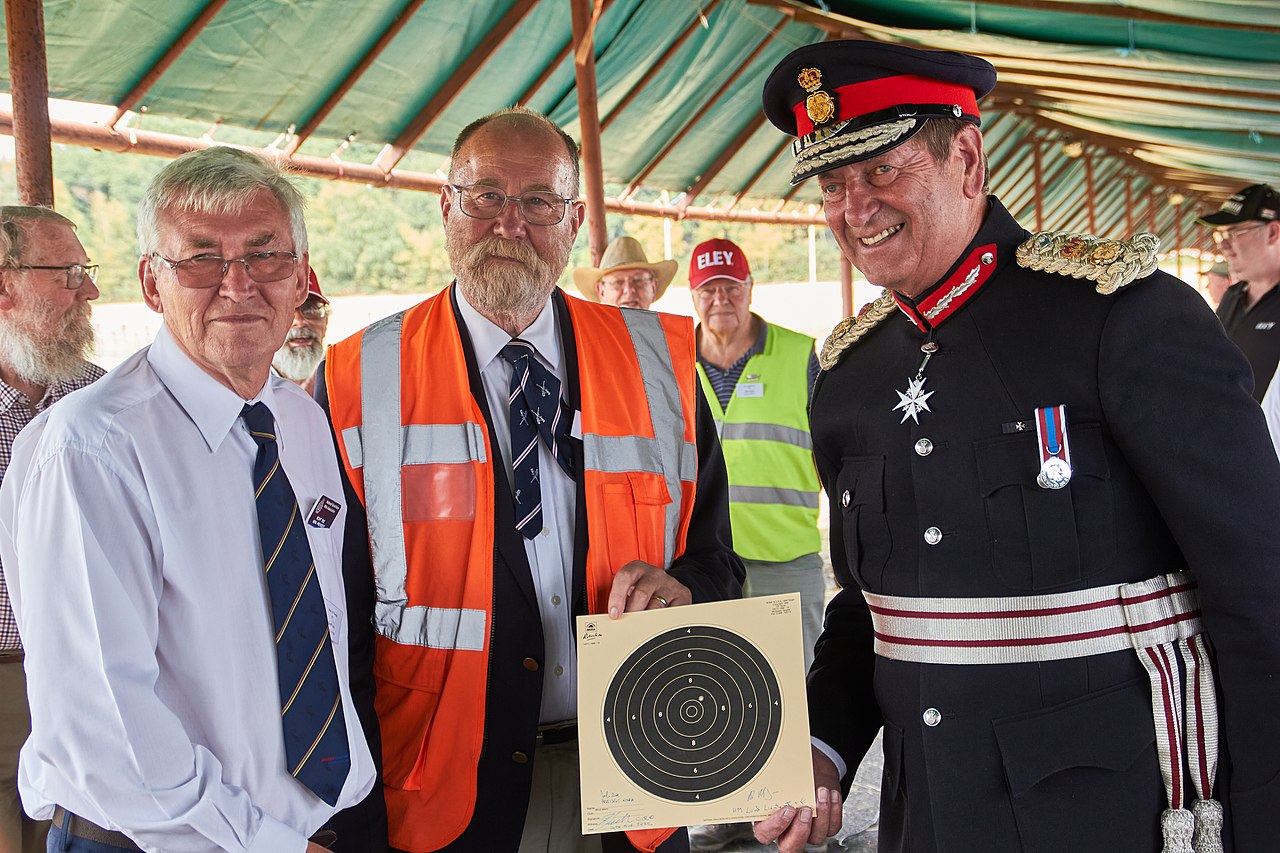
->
xmin=1034 ymin=405 xmax=1072 ymax=490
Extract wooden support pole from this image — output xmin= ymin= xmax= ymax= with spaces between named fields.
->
xmin=109 ymin=0 xmax=229 ymax=127
xmin=1125 ymin=174 xmax=1134 ymax=234
xmin=286 ymin=0 xmax=428 ymax=155
xmin=517 ymin=0 xmax=615 ymax=107
xmin=1084 ymin=148 xmax=1096 ymax=233
xmin=1031 ymin=137 xmax=1044 ymax=232
xmin=5 ymin=0 xmax=53 ymax=206
xmin=570 ymin=0 xmax=608 ymax=264
xmin=839 ymin=254 xmax=853 ymax=319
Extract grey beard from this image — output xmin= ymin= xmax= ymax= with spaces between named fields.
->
xmin=448 ymin=233 xmax=564 ymax=329
xmin=0 ymin=302 xmax=94 ymax=387
xmin=273 ymin=339 xmax=324 ymax=383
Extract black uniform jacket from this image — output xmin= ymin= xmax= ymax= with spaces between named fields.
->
xmin=318 ymin=287 xmax=744 ymax=853
xmin=1215 ymin=280 xmax=1280 ymax=402
xmin=808 ymin=199 xmax=1280 ymax=853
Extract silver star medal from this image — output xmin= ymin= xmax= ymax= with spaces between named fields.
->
xmin=892 ymin=340 xmax=939 ymax=424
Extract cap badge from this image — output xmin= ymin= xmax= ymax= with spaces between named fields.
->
xmin=798 ymin=66 xmax=837 ymax=127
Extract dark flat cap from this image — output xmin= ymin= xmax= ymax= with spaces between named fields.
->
xmin=762 ymin=40 xmax=997 ymax=184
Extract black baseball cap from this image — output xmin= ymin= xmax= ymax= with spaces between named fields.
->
xmin=1197 ymin=184 xmax=1279 ymax=227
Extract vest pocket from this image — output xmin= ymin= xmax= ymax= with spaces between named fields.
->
xmin=402 ymin=463 xmax=477 ymax=522
xmin=974 ymin=424 xmax=1113 ymax=591
xmin=373 ymin=636 xmax=446 ymax=790
xmin=600 ymin=472 xmax=671 ymax=570
xmin=835 ymin=456 xmax=891 ymax=587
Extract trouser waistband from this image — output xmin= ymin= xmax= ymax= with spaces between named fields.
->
xmin=53 ymin=807 xmax=141 ymax=851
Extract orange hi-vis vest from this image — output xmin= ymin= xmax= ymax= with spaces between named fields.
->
xmin=325 ymin=286 xmax=699 ymax=852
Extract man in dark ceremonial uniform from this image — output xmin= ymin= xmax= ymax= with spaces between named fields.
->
xmin=751 ymin=41 xmax=1280 ymax=853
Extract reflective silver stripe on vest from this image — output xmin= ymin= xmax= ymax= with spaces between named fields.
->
xmin=374 ymin=602 xmax=487 ymax=651
xmin=729 ymin=484 xmax=820 ymax=510
xmin=359 ymin=312 xmax=490 ymax=648
xmin=339 ymin=423 xmax=487 ymax=470
xmin=616 ymin=310 xmax=694 ymax=568
xmin=583 ymin=434 xmax=697 ymax=482
xmin=721 ymin=421 xmax=813 ymax=450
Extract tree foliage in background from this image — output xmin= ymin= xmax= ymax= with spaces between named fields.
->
xmin=0 ymin=126 xmax=845 ymax=303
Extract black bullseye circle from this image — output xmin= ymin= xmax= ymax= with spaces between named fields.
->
xmin=602 ymin=625 xmax=782 ymax=803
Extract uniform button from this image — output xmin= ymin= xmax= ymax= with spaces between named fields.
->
xmin=980 ymin=251 xmax=995 ymax=265
xmin=923 ymin=708 xmax=942 ymax=727
xmin=923 ymin=527 xmax=943 ymax=545
xmin=551 ymin=594 xmax=561 ymax=606
xmin=512 ymin=751 xmax=529 ymax=764
xmin=522 ymin=657 xmax=539 ymax=671
xmin=554 ymin=665 xmax=564 ymax=677
xmin=914 ymin=438 xmax=933 ymax=457
xmin=841 ymin=490 xmax=851 ymax=508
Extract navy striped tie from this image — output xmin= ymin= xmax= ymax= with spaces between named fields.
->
xmin=242 ymin=402 xmax=350 ymax=805
xmin=500 ymin=340 xmax=575 ymax=538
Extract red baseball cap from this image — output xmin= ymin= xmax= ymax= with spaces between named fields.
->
xmin=689 ymin=238 xmax=751 ymax=289
xmin=306 ymin=268 xmax=330 ymax=305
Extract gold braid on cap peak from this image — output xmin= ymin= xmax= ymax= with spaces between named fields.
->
xmin=792 ymin=119 xmax=916 ymax=183
xmin=1015 ymin=230 xmax=1160 ymax=295
xmin=819 ymin=292 xmax=897 ymax=371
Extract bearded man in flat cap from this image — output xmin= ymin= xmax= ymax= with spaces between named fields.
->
xmin=751 ymin=39 xmax=1280 ymax=853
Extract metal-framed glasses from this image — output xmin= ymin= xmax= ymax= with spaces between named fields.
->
xmin=150 ymin=251 xmax=300 ymax=289
xmin=600 ymin=273 xmax=657 ymax=292
xmin=448 ymin=183 xmax=576 ymax=226
xmin=693 ymin=282 xmax=748 ymax=302
xmin=1212 ymin=223 xmax=1268 ymax=245
xmin=15 ymin=262 xmax=99 ymax=290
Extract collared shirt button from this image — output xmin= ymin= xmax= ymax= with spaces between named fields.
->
xmin=551 ymin=594 xmax=561 ymax=606
xmin=522 ymin=657 xmax=539 ymax=671
xmin=923 ymin=527 xmax=943 ymax=545
xmin=554 ymin=665 xmax=564 ymax=677
xmin=914 ymin=438 xmax=933 ymax=456
xmin=841 ymin=490 xmax=851 ymax=508
xmin=540 ymin=527 xmax=550 ymax=537
xmin=923 ymin=708 xmax=942 ymax=727
xmin=512 ymin=751 xmax=529 ymax=764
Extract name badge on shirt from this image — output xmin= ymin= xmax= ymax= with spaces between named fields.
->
xmin=735 ymin=382 xmax=764 ymax=399
xmin=306 ymin=495 xmax=342 ymax=529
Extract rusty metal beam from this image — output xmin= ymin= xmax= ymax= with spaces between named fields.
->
xmin=601 ymin=0 xmax=722 ymax=132
xmin=286 ymin=0 xmax=428 ymax=156
xmin=5 ymin=0 xmax=53 ymax=206
xmin=727 ymin=135 xmax=791 ymax=212
xmin=1084 ymin=148 xmax=1096 ymax=233
xmin=109 ymin=0 xmax=229 ymax=127
xmin=572 ymin=0 xmax=610 ymax=264
xmin=373 ymin=0 xmax=539 ymax=173
xmin=0 ymin=108 xmax=826 ymax=225
xmin=516 ymin=0 xmax=615 ymax=107
xmin=1031 ymin=138 xmax=1044 ymax=231
xmin=623 ymin=11 xmax=784 ymax=197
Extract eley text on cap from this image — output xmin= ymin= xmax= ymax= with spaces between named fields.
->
xmin=762 ymin=40 xmax=997 ymax=184
xmin=689 ymin=238 xmax=751 ymax=289
xmin=1197 ymin=184 xmax=1279 ymax=227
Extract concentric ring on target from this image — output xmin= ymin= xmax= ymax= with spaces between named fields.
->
xmin=601 ymin=625 xmax=782 ymax=802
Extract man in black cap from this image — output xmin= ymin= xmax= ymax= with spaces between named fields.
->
xmin=1198 ymin=183 xmax=1280 ymax=401
xmin=752 ymin=39 xmax=1280 ymax=853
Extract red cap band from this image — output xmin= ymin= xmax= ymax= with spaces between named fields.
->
xmin=794 ymin=74 xmax=980 ymax=137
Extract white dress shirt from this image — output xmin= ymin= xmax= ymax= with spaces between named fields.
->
xmin=455 ymin=288 xmax=579 ymax=723
xmin=0 ymin=326 xmax=375 ymax=853
xmin=1262 ymin=368 xmax=1280 ymax=464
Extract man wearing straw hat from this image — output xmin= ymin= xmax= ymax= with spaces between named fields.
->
xmin=573 ymin=235 xmax=676 ymax=310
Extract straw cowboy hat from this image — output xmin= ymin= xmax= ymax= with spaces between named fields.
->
xmin=572 ymin=235 xmax=678 ymax=302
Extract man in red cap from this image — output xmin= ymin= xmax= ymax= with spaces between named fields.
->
xmin=754 ymin=39 xmax=1280 ymax=853
xmin=685 ymin=238 xmax=823 ymax=851
xmin=273 ymin=268 xmax=331 ymax=396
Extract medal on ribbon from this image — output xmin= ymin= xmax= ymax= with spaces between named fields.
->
xmin=1034 ymin=404 xmax=1072 ymax=489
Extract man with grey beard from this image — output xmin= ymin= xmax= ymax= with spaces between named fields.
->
xmin=273 ymin=269 xmax=331 ymax=396
xmin=320 ymin=107 xmax=742 ymax=853
xmin=0 ymin=205 xmax=103 ymax=853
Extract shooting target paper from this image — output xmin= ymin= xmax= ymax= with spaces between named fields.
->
xmin=576 ymin=594 xmax=813 ymax=834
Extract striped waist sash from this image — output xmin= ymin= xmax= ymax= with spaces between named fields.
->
xmin=865 ymin=572 xmax=1222 ymax=853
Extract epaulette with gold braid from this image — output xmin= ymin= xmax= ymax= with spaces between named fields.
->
xmin=818 ymin=292 xmax=896 ymax=371
xmin=1015 ymin=230 xmax=1160 ymax=295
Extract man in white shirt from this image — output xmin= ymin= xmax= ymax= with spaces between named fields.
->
xmin=0 ymin=148 xmax=375 ymax=853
